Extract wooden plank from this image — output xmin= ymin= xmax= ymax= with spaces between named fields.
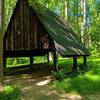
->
xmin=19 ymin=0 xmax=23 ymax=49
xmin=4 ymin=32 xmax=8 ymax=51
xmin=23 ymin=0 xmax=26 ymax=49
xmin=7 ymin=29 xmax=12 ymax=50
xmin=34 ymin=16 xmax=37 ymax=48
xmin=14 ymin=4 xmax=20 ymax=50
xmin=62 ymin=55 xmax=90 ymax=57
xmin=26 ymin=2 xmax=30 ymax=49
xmin=30 ymin=11 xmax=35 ymax=49
xmin=11 ymin=20 xmax=14 ymax=50
xmin=4 ymin=49 xmax=54 ymax=57
xmin=22 ymin=0 xmax=24 ymax=49
xmin=26 ymin=2 xmax=29 ymax=49
xmin=13 ymin=15 xmax=16 ymax=50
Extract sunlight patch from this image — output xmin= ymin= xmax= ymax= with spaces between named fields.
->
xmin=85 ymin=74 xmax=100 ymax=81
xmin=22 ymin=86 xmax=32 ymax=91
xmin=36 ymin=79 xmax=51 ymax=86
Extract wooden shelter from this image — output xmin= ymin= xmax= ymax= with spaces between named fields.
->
xmin=3 ymin=0 xmax=90 ymax=74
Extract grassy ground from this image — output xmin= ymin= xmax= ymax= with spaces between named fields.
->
xmin=52 ymin=56 xmax=100 ymax=100
xmin=6 ymin=56 xmax=48 ymax=67
xmin=2 ymin=55 xmax=100 ymax=100
xmin=0 ymin=86 xmax=21 ymax=100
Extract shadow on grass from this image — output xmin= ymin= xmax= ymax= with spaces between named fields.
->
xmin=52 ymin=57 xmax=100 ymax=95
xmin=5 ymin=63 xmax=53 ymax=76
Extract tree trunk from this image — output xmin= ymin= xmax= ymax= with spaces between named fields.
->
xmin=0 ymin=38 xmax=3 ymax=81
xmin=65 ymin=0 xmax=69 ymax=21
xmin=45 ymin=0 xmax=49 ymax=8
xmin=81 ymin=0 xmax=86 ymax=43
xmin=62 ymin=0 xmax=69 ymax=21
xmin=0 ymin=0 xmax=4 ymax=82
xmin=74 ymin=0 xmax=79 ymax=34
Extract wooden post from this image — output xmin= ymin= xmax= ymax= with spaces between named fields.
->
xmin=34 ymin=17 xmax=37 ymax=48
xmin=72 ymin=57 xmax=77 ymax=73
xmin=83 ymin=56 xmax=87 ymax=66
xmin=30 ymin=56 xmax=33 ymax=65
xmin=3 ymin=54 xmax=6 ymax=74
xmin=53 ymin=51 xmax=59 ymax=72
xmin=82 ymin=56 xmax=88 ymax=71
xmin=30 ymin=56 xmax=33 ymax=70
xmin=47 ymin=52 xmax=49 ymax=63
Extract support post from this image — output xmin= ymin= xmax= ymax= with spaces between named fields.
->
xmin=53 ymin=51 xmax=59 ymax=72
xmin=30 ymin=56 xmax=33 ymax=65
xmin=72 ymin=56 xmax=77 ymax=73
xmin=47 ymin=52 xmax=49 ymax=63
xmin=30 ymin=56 xmax=34 ymax=70
xmin=83 ymin=56 xmax=87 ymax=66
xmin=82 ymin=56 xmax=88 ymax=71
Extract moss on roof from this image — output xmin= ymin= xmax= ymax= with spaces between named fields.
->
xmin=30 ymin=1 xmax=89 ymax=56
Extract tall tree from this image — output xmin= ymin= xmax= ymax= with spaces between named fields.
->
xmin=81 ymin=0 xmax=86 ymax=43
xmin=74 ymin=0 xmax=79 ymax=31
xmin=64 ymin=0 xmax=69 ymax=21
xmin=0 ymin=0 xmax=4 ymax=87
xmin=45 ymin=0 xmax=49 ymax=8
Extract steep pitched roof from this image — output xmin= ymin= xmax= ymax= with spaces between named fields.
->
xmin=5 ymin=0 xmax=89 ymax=56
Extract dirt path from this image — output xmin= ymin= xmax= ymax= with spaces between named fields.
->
xmin=4 ymin=66 xmax=82 ymax=100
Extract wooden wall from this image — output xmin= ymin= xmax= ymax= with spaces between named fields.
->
xmin=4 ymin=0 xmax=53 ymax=51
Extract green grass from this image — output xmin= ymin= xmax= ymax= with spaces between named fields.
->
xmin=52 ymin=56 xmax=100 ymax=97
xmin=6 ymin=56 xmax=47 ymax=67
xmin=0 ymin=86 xmax=21 ymax=100
xmin=6 ymin=57 xmax=30 ymax=67
xmin=5 ymin=55 xmax=100 ymax=99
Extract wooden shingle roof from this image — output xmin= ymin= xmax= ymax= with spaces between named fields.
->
xmin=5 ymin=0 xmax=90 ymax=57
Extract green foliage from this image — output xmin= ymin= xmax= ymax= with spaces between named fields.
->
xmin=4 ymin=0 xmax=17 ymax=31
xmin=6 ymin=56 xmax=48 ymax=67
xmin=0 ymin=86 xmax=21 ymax=100
xmin=53 ymin=70 xmax=67 ymax=80
xmin=52 ymin=57 xmax=100 ymax=95
xmin=90 ymin=16 xmax=100 ymax=52
xmin=34 ymin=56 xmax=47 ymax=64
xmin=7 ymin=57 xmax=30 ymax=67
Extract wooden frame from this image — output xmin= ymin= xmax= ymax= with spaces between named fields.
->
xmin=3 ymin=48 xmax=56 ymax=68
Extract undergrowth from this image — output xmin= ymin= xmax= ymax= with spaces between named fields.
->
xmin=52 ymin=57 xmax=100 ymax=95
xmin=0 ymin=86 xmax=21 ymax=100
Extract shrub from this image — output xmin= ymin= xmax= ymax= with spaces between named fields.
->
xmin=0 ymin=86 xmax=21 ymax=100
